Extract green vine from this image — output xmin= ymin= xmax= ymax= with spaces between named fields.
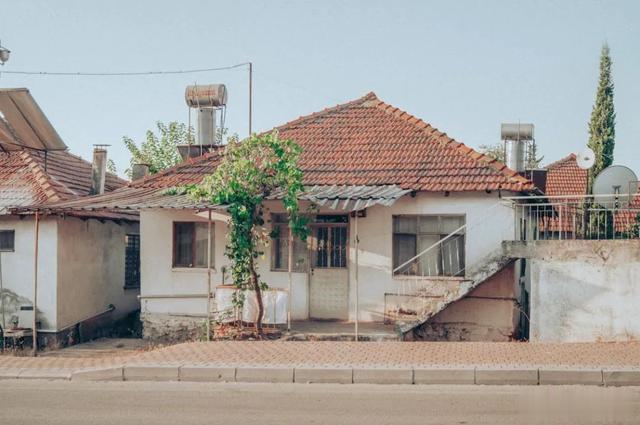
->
xmin=189 ymin=132 xmax=309 ymax=336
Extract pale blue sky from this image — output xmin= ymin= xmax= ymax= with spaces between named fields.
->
xmin=1 ymin=0 xmax=638 ymax=177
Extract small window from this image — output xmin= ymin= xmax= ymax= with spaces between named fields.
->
xmin=0 ymin=230 xmax=15 ymax=252
xmin=173 ymin=222 xmax=214 ymax=268
xmin=271 ymin=214 xmax=308 ymax=272
xmin=124 ymin=234 xmax=141 ymax=289
xmin=392 ymin=215 xmax=465 ymax=276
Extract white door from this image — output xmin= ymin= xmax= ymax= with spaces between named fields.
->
xmin=309 ymin=219 xmax=349 ymax=320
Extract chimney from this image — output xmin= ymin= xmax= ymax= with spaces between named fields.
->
xmin=91 ymin=145 xmax=108 ymax=195
xmin=131 ymin=163 xmax=150 ymax=181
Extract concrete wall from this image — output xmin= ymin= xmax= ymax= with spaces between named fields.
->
xmin=141 ymin=191 xmax=517 ymax=338
xmin=56 ymin=217 xmax=140 ymax=330
xmin=0 ymin=216 xmax=58 ymax=330
xmin=505 ymin=240 xmax=640 ymax=342
xmin=413 ymin=263 xmax=520 ymax=341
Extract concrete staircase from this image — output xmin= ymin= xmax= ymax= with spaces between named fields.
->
xmin=393 ymin=248 xmax=515 ymax=336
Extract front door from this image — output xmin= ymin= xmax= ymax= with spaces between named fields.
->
xmin=309 ymin=216 xmax=349 ymax=320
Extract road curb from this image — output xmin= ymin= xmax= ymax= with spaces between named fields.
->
xmin=475 ymin=368 xmax=539 ymax=385
xmin=38 ymin=365 xmax=640 ymax=386
xmin=236 ymin=367 xmax=294 ymax=383
xmin=353 ymin=368 xmax=413 ymax=385
xmin=71 ymin=367 xmax=124 ymax=382
xmin=124 ymin=365 xmax=180 ymax=382
xmin=294 ymin=368 xmax=353 ymax=384
xmin=539 ymin=368 xmax=603 ymax=386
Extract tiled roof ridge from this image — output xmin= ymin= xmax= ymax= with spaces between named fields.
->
xmin=273 ymin=92 xmax=379 ymax=132
xmin=545 ymin=153 xmax=577 ymax=170
xmin=52 ymin=149 xmax=128 ymax=187
xmin=19 ymin=150 xmax=66 ymax=202
xmin=128 ymin=148 xmax=223 ymax=188
xmin=370 ymin=97 xmax=531 ymax=187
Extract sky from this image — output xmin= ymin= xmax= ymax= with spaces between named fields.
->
xmin=1 ymin=0 xmax=639 ymax=177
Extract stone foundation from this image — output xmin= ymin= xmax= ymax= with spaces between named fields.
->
xmin=142 ymin=313 xmax=206 ymax=342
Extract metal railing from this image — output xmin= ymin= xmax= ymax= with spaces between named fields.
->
xmin=505 ymin=194 xmax=640 ymax=241
xmin=387 ymin=202 xmax=514 ymax=323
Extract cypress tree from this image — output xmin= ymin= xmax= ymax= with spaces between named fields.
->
xmin=587 ymin=44 xmax=616 ymax=184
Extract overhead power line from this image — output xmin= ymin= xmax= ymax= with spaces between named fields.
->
xmin=0 ymin=62 xmax=250 ymax=76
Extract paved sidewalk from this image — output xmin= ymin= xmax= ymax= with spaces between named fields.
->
xmin=1 ymin=341 xmax=640 ymax=369
xmin=1 ymin=342 xmax=639 ymax=385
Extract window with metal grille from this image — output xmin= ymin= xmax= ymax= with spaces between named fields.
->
xmin=0 ymin=230 xmax=15 ymax=252
xmin=392 ymin=215 xmax=465 ymax=276
xmin=124 ymin=234 xmax=140 ymax=288
xmin=313 ymin=216 xmax=348 ymax=268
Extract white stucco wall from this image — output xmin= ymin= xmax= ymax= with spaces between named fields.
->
xmin=0 ymin=216 xmax=58 ymax=330
xmin=56 ymin=217 xmax=140 ymax=330
xmin=141 ymin=191 xmax=516 ymax=324
xmin=506 ymin=240 xmax=640 ymax=342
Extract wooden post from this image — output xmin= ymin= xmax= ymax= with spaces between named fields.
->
xmin=287 ymin=225 xmax=293 ymax=331
xmin=206 ymin=209 xmax=212 ymax=342
xmin=32 ymin=211 xmax=40 ymax=357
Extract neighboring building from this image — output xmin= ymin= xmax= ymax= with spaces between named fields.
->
xmin=0 ymin=88 xmax=140 ymax=347
xmin=506 ymin=153 xmax=640 ymax=342
xmin=28 ymin=92 xmax=537 ymax=342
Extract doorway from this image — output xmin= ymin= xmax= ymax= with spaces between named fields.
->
xmin=309 ymin=215 xmax=349 ymax=320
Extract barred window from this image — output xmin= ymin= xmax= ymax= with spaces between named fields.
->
xmin=124 ymin=234 xmax=140 ymax=289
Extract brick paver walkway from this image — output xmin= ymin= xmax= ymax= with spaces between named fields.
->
xmin=1 ymin=341 xmax=640 ymax=371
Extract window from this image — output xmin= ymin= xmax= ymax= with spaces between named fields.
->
xmin=173 ymin=222 xmax=214 ymax=268
xmin=313 ymin=215 xmax=348 ymax=268
xmin=392 ymin=215 xmax=465 ymax=276
xmin=124 ymin=234 xmax=140 ymax=288
xmin=271 ymin=214 xmax=308 ymax=272
xmin=0 ymin=230 xmax=15 ymax=252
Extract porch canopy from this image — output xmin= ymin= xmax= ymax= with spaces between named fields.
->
xmin=14 ymin=184 xmax=411 ymax=215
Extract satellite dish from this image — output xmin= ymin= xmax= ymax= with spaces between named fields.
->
xmin=592 ymin=165 xmax=638 ymax=207
xmin=576 ymin=148 xmax=595 ymax=170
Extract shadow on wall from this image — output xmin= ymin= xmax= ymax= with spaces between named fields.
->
xmin=0 ymin=289 xmax=47 ymax=329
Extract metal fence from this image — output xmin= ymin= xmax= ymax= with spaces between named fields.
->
xmin=505 ymin=194 xmax=640 ymax=241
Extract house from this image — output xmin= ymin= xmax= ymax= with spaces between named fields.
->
xmin=0 ymin=88 xmax=140 ymax=348
xmin=504 ymin=153 xmax=640 ymax=342
xmin=25 ymin=92 xmax=537 ymax=342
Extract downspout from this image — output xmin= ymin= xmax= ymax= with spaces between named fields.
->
xmin=32 ymin=211 xmax=40 ymax=357
xmin=206 ymin=209 xmax=212 ymax=342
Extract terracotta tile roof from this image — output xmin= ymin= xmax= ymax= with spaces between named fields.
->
xmin=21 ymin=93 xmax=536 ymax=213
xmin=0 ymin=149 xmax=127 ymax=215
xmin=541 ymin=153 xmax=639 ymax=234
xmin=273 ymin=92 xmax=534 ymax=192
xmin=544 ymin=153 xmax=588 ymax=196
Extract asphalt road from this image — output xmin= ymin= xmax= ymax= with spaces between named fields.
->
xmin=0 ymin=381 xmax=639 ymax=425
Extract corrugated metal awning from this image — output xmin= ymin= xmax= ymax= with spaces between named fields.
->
xmin=270 ymin=184 xmax=411 ymax=211
xmin=15 ymin=184 xmax=410 ymax=215
xmin=0 ymin=88 xmax=67 ymax=152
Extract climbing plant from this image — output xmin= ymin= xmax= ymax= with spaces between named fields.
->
xmin=189 ymin=132 xmax=309 ymax=336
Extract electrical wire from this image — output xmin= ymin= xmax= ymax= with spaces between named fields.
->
xmin=0 ymin=62 xmax=250 ymax=76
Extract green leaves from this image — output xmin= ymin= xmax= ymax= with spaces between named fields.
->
xmin=188 ymin=133 xmax=309 ymax=332
xmin=588 ymin=43 xmax=616 ymax=182
xmin=122 ymin=121 xmax=194 ymax=179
